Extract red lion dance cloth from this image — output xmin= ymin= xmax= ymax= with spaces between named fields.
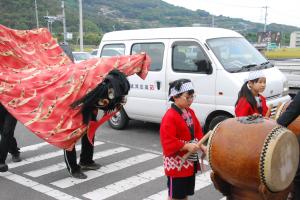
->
xmin=0 ymin=25 xmax=150 ymax=150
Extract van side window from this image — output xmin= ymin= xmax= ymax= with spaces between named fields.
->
xmin=172 ymin=42 xmax=210 ymax=73
xmin=101 ymin=44 xmax=125 ymax=58
xmin=131 ymin=43 xmax=164 ymax=71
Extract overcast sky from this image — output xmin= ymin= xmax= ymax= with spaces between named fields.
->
xmin=162 ymin=0 xmax=300 ymax=28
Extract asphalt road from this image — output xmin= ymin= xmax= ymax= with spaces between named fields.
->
xmin=0 ymin=120 xmax=224 ymax=200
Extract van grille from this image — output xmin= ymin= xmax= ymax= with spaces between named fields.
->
xmin=270 ymin=106 xmax=278 ymax=117
xmin=266 ymin=94 xmax=282 ymax=117
xmin=266 ymin=94 xmax=281 ymax=101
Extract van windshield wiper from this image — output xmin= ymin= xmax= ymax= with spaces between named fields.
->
xmin=232 ymin=64 xmax=257 ymax=72
xmin=259 ymin=61 xmax=273 ymax=68
xmin=261 ymin=61 xmax=269 ymax=65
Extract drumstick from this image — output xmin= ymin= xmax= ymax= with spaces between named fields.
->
xmin=266 ymin=104 xmax=273 ymax=118
xmin=273 ymin=102 xmax=283 ymax=120
xmin=179 ymin=130 xmax=212 ymax=170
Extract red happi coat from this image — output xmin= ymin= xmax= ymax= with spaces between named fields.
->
xmin=160 ymin=107 xmax=204 ymax=177
xmin=235 ymin=95 xmax=268 ymax=117
xmin=0 ymin=25 xmax=150 ymax=150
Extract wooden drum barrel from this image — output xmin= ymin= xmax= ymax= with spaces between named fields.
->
xmin=207 ymin=116 xmax=299 ymax=193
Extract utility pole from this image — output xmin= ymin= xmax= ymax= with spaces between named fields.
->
xmin=61 ymin=1 xmax=67 ymax=43
xmin=262 ymin=6 xmax=268 ymax=32
xmin=34 ymin=0 xmax=39 ymax=28
xmin=46 ymin=11 xmax=49 ymax=30
xmin=79 ymin=0 xmax=83 ymax=51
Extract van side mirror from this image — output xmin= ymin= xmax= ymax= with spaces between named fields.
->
xmin=194 ymin=59 xmax=213 ymax=74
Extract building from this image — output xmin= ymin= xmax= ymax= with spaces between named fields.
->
xmin=290 ymin=31 xmax=300 ymax=48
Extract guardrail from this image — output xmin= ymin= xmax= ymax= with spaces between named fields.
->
xmin=271 ymin=59 xmax=300 ymax=96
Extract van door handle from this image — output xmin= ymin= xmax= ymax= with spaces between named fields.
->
xmin=156 ymin=81 xmax=161 ymax=90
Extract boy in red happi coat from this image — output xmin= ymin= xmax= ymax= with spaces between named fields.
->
xmin=160 ymin=79 xmax=206 ymax=200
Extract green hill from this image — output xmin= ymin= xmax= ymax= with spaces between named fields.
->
xmin=1 ymin=0 xmax=299 ymax=46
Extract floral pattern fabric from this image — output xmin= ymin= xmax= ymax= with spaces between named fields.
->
xmin=0 ymin=25 xmax=150 ymax=150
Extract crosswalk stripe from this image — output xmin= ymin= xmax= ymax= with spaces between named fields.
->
xmin=20 ymin=142 xmax=49 ymax=152
xmin=24 ymin=147 xmax=130 ymax=177
xmin=83 ymin=166 xmax=164 ymax=200
xmin=26 ymin=162 xmax=66 ymax=178
xmin=194 ymin=170 xmax=212 ymax=190
xmin=8 ymin=141 xmax=104 ymax=169
xmin=5 ymin=139 xmax=225 ymax=199
xmin=51 ymin=153 xmax=160 ymax=188
xmin=0 ymin=172 xmax=82 ymax=200
xmin=143 ymin=190 xmax=167 ymax=200
xmin=143 ymin=170 xmax=212 ymax=200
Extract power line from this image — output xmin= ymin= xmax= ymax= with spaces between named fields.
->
xmin=198 ymin=1 xmax=262 ymax=9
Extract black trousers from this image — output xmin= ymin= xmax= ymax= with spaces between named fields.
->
xmin=63 ymin=133 xmax=94 ymax=173
xmin=0 ymin=105 xmax=19 ymax=164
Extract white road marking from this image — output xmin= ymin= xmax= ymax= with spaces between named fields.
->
xmin=0 ymin=172 xmax=81 ymax=200
xmin=20 ymin=142 xmax=49 ymax=152
xmin=24 ymin=147 xmax=129 ymax=177
xmin=194 ymin=170 xmax=212 ymax=190
xmin=8 ymin=141 xmax=104 ymax=169
xmin=51 ymin=153 xmax=160 ymax=188
xmin=83 ymin=166 xmax=164 ymax=200
xmin=3 ymin=140 xmax=223 ymax=199
xmin=143 ymin=190 xmax=168 ymax=200
xmin=99 ymin=139 xmax=163 ymax=155
xmin=143 ymin=170 xmax=212 ymax=200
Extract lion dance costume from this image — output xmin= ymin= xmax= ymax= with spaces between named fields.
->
xmin=0 ymin=25 xmax=150 ymax=150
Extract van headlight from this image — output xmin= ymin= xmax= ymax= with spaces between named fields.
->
xmin=282 ymin=80 xmax=289 ymax=96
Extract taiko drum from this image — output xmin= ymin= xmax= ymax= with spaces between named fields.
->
xmin=207 ymin=117 xmax=299 ymax=192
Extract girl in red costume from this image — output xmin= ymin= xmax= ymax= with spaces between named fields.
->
xmin=160 ymin=79 xmax=206 ymax=200
xmin=235 ymin=70 xmax=269 ymax=117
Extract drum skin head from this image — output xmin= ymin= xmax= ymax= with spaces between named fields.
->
xmin=261 ymin=126 xmax=299 ymax=192
xmin=207 ymin=123 xmax=219 ymax=166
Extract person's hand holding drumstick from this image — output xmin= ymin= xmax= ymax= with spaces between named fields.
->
xmin=179 ymin=131 xmax=212 ymax=170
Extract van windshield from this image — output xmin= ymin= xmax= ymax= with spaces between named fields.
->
xmin=207 ymin=37 xmax=273 ymax=73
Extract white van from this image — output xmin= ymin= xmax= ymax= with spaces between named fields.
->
xmin=97 ymin=27 xmax=290 ymax=132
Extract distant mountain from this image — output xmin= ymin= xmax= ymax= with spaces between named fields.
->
xmin=0 ymin=0 xmax=299 ymax=45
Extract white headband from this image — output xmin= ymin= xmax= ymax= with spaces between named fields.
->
xmin=169 ymin=82 xmax=194 ymax=100
xmin=244 ymin=70 xmax=265 ymax=82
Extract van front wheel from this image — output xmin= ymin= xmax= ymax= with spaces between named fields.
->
xmin=108 ymin=109 xmax=129 ymax=130
xmin=208 ymin=115 xmax=230 ymax=131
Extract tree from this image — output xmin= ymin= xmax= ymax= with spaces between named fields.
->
xmin=84 ymin=20 xmax=99 ymax=33
xmin=83 ymin=32 xmax=101 ymax=45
